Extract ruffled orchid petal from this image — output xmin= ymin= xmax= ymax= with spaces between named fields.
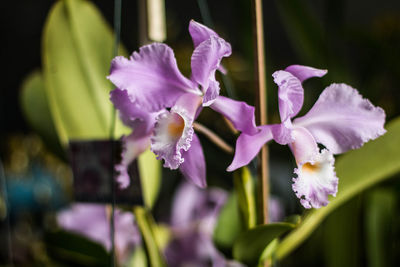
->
xmin=108 ymin=43 xmax=197 ymax=112
xmin=292 ymin=149 xmax=338 ymax=209
xmin=151 ymin=111 xmax=193 ymax=169
xmin=180 ymin=134 xmax=207 ymax=188
xmin=189 ymin=20 xmax=218 ymax=48
xmin=271 ymin=120 xmax=294 ymax=145
xmin=285 ymin=65 xmax=327 ymax=83
xmin=115 ymin=132 xmax=151 ymax=188
xmin=273 ymin=70 xmax=304 ymax=121
xmin=110 ymin=88 xmax=158 ymax=135
xmin=189 ymin=20 xmax=228 ymax=75
xmin=151 ymin=94 xmax=201 ymax=169
xmin=289 ymin=126 xmax=319 ymax=165
xmin=227 ymin=125 xmax=273 ymax=171
xmin=191 ymin=35 xmax=231 ymax=105
xmin=210 ymin=96 xmax=258 ymax=135
xmin=294 ymin=83 xmax=386 ymax=154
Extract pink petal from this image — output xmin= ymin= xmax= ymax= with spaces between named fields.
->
xmin=294 ymin=83 xmax=386 ymax=154
xmin=115 ymin=132 xmax=151 ymax=188
xmin=188 ymin=20 xmax=218 ymax=48
xmin=272 ymin=70 xmax=304 ymax=121
xmin=227 ymin=125 xmax=273 ymax=172
xmin=289 ymin=127 xmax=319 ymax=165
xmin=191 ymin=35 xmax=231 ymax=106
xmin=210 ymin=96 xmax=258 ymax=135
xmin=180 ymin=134 xmax=207 ymax=188
xmin=108 ymin=43 xmax=196 ymax=112
xmin=110 ymin=88 xmax=157 ymax=135
xmin=285 ymin=65 xmax=327 ymax=83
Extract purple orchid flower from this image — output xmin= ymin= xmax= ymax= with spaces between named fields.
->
xmin=227 ymin=65 xmax=386 ymax=209
xmin=165 ymin=181 xmax=245 ymax=267
xmin=108 ymin=21 xmax=258 ymax=188
xmin=57 ymin=203 xmax=140 ymax=261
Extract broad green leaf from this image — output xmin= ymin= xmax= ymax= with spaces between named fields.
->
xmin=43 ymin=0 xmax=128 ymax=145
xmin=323 ymin=197 xmax=362 ymax=267
xmin=233 ymin=223 xmax=294 ymax=266
xmin=276 ymin=117 xmax=400 ymax=260
xmin=45 ymin=230 xmax=110 ymax=266
xmin=365 ymin=188 xmax=397 ymax=267
xmin=138 ymin=149 xmax=161 ymax=209
xmin=128 ymin=246 xmax=148 ymax=267
xmin=213 ymin=192 xmax=244 ymax=257
xmin=19 ymin=70 xmax=63 ymax=155
xmin=234 ymin=167 xmax=257 ymax=229
xmin=133 ymin=206 xmax=166 ymax=267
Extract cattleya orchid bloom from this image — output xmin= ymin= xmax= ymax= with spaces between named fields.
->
xmin=228 ymin=65 xmax=386 ymax=209
xmin=108 ymin=20 xmax=258 ymax=188
xmin=165 ymin=182 xmax=244 ymax=267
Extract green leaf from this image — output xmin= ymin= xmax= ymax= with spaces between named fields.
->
xmin=133 ymin=206 xmax=166 ymax=267
xmin=45 ymin=230 xmax=110 ymax=267
xmin=233 ymin=223 xmax=295 ymax=266
xmin=138 ymin=149 xmax=161 ymax=209
xmin=276 ymin=117 xmax=400 ymax=260
xmin=234 ymin=167 xmax=257 ymax=229
xmin=19 ymin=70 xmax=63 ymax=154
xmin=365 ymin=188 xmax=397 ymax=267
xmin=127 ymin=246 xmax=148 ymax=267
xmin=42 ymin=0 xmax=128 ymax=145
xmin=213 ymin=192 xmax=244 ymax=257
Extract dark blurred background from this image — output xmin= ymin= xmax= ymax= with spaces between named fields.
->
xmin=1 ymin=0 xmax=400 ymax=266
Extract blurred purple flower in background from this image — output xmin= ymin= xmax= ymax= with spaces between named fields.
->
xmin=165 ymin=181 xmax=244 ymax=267
xmin=57 ymin=203 xmax=140 ymax=261
xmin=108 ymin=21 xmax=258 ymax=188
xmin=228 ymin=65 xmax=386 ymax=209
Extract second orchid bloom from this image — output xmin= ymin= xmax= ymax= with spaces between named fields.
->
xmin=108 ymin=21 xmax=386 ymax=209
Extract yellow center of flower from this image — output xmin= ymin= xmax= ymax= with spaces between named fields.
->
xmin=168 ymin=115 xmax=185 ymax=138
xmin=302 ymin=162 xmax=320 ymax=173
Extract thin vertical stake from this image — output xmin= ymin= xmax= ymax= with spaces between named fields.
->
xmin=109 ymin=0 xmax=122 ymax=266
xmin=252 ymin=0 xmax=270 ymax=225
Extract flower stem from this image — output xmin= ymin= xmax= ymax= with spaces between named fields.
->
xmin=252 ymin=0 xmax=270 ymax=226
xmin=193 ymin=122 xmax=233 ymax=154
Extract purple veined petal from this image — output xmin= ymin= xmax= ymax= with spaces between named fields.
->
xmin=227 ymin=125 xmax=273 ymax=172
xmin=115 ymin=132 xmax=151 ymax=188
xmin=293 ymin=83 xmax=386 ymax=154
xmin=188 ymin=20 xmax=228 ymax=75
xmin=179 ymin=134 xmax=207 ymax=188
xmin=209 ymin=96 xmax=258 ymax=135
xmin=289 ymin=126 xmax=319 ymax=165
xmin=189 ymin=20 xmax=219 ymax=48
xmin=271 ymin=119 xmax=294 ymax=145
xmin=285 ymin=65 xmax=327 ymax=83
xmin=202 ymin=78 xmax=220 ymax=106
xmin=191 ymin=35 xmax=232 ymax=105
xmin=108 ymin=43 xmax=198 ymax=112
xmin=272 ymin=70 xmax=304 ymax=121
xmin=110 ymin=88 xmax=158 ymax=135
xmin=292 ymin=149 xmax=338 ymax=209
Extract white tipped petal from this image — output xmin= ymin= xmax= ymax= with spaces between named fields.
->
xmin=292 ymin=149 xmax=338 ymax=209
